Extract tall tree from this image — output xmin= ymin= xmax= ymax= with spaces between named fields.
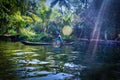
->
xmin=0 ymin=0 xmax=27 ymax=34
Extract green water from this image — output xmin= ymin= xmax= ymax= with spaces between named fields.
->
xmin=0 ymin=41 xmax=82 ymax=80
xmin=0 ymin=41 xmax=119 ymax=80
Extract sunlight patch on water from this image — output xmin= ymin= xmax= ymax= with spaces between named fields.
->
xmin=16 ymin=67 xmax=40 ymax=71
xmin=14 ymin=52 xmax=35 ymax=55
xmin=64 ymin=63 xmax=87 ymax=71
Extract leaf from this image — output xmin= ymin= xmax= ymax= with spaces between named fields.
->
xmin=31 ymin=13 xmax=42 ymax=22
xmin=20 ymin=28 xmax=35 ymax=36
xmin=14 ymin=11 xmax=24 ymax=22
xmin=22 ymin=16 xmax=33 ymax=23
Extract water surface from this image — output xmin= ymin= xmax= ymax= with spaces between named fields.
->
xmin=0 ymin=41 xmax=83 ymax=80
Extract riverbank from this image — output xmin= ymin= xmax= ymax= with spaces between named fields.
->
xmin=0 ymin=34 xmax=19 ymax=41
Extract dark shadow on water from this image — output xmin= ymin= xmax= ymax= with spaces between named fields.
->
xmin=0 ymin=42 xmax=20 ymax=80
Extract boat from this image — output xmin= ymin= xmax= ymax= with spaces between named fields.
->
xmin=21 ymin=41 xmax=74 ymax=46
xmin=21 ymin=39 xmax=120 ymax=47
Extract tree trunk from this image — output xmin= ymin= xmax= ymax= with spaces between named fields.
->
xmin=17 ymin=27 xmax=20 ymax=34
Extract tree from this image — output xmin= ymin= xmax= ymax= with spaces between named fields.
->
xmin=0 ymin=0 xmax=27 ymax=34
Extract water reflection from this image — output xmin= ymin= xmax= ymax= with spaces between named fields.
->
xmin=0 ymin=42 xmax=83 ymax=80
xmin=0 ymin=41 xmax=119 ymax=80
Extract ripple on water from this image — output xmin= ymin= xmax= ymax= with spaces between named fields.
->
xmin=26 ymin=71 xmax=53 ymax=77
xmin=46 ymin=52 xmax=55 ymax=55
xmin=17 ymin=59 xmax=40 ymax=64
xmin=32 ymin=54 xmax=40 ymax=57
xmin=22 ymin=72 xmax=74 ymax=80
xmin=14 ymin=50 xmax=23 ymax=52
xmin=16 ymin=66 xmax=40 ymax=71
xmin=70 ymin=51 xmax=79 ymax=54
xmin=64 ymin=62 xmax=87 ymax=71
xmin=39 ymin=61 xmax=50 ymax=65
xmin=14 ymin=52 xmax=35 ymax=55
xmin=46 ymin=55 xmax=55 ymax=60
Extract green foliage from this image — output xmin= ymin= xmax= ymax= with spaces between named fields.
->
xmin=22 ymin=16 xmax=33 ymax=23
xmin=0 ymin=0 xmax=29 ymax=34
xmin=50 ymin=9 xmax=61 ymax=21
xmin=13 ymin=11 xmax=26 ymax=28
xmin=0 ymin=0 xmax=18 ymax=19
xmin=62 ymin=35 xmax=75 ymax=42
xmin=20 ymin=28 xmax=35 ymax=37
xmin=19 ymin=27 xmax=35 ymax=40
xmin=33 ymin=32 xmax=52 ymax=42
xmin=0 ymin=0 xmax=87 ymax=41
xmin=31 ymin=13 xmax=42 ymax=22
xmin=37 ymin=2 xmax=52 ymax=28
xmin=8 ymin=29 xmax=17 ymax=34
xmin=21 ymin=33 xmax=52 ymax=42
xmin=14 ymin=11 xmax=24 ymax=22
xmin=0 ymin=0 xmax=27 ymax=20
xmin=62 ymin=12 xmax=74 ymax=25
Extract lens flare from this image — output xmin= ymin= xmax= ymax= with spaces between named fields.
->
xmin=62 ymin=25 xmax=73 ymax=36
xmin=84 ymin=0 xmax=112 ymax=62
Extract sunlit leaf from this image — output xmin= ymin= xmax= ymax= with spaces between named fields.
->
xmin=14 ymin=11 xmax=24 ymax=22
xmin=31 ymin=14 xmax=42 ymax=22
xmin=20 ymin=28 xmax=35 ymax=36
xmin=22 ymin=16 xmax=33 ymax=23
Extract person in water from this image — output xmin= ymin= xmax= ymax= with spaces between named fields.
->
xmin=53 ymin=32 xmax=64 ymax=48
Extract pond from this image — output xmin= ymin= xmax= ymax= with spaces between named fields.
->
xmin=0 ymin=41 xmax=119 ymax=80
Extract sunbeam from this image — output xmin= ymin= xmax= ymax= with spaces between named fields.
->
xmin=85 ymin=0 xmax=112 ymax=63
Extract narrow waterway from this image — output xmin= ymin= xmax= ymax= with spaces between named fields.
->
xmin=0 ymin=41 xmax=119 ymax=80
xmin=0 ymin=41 xmax=85 ymax=80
